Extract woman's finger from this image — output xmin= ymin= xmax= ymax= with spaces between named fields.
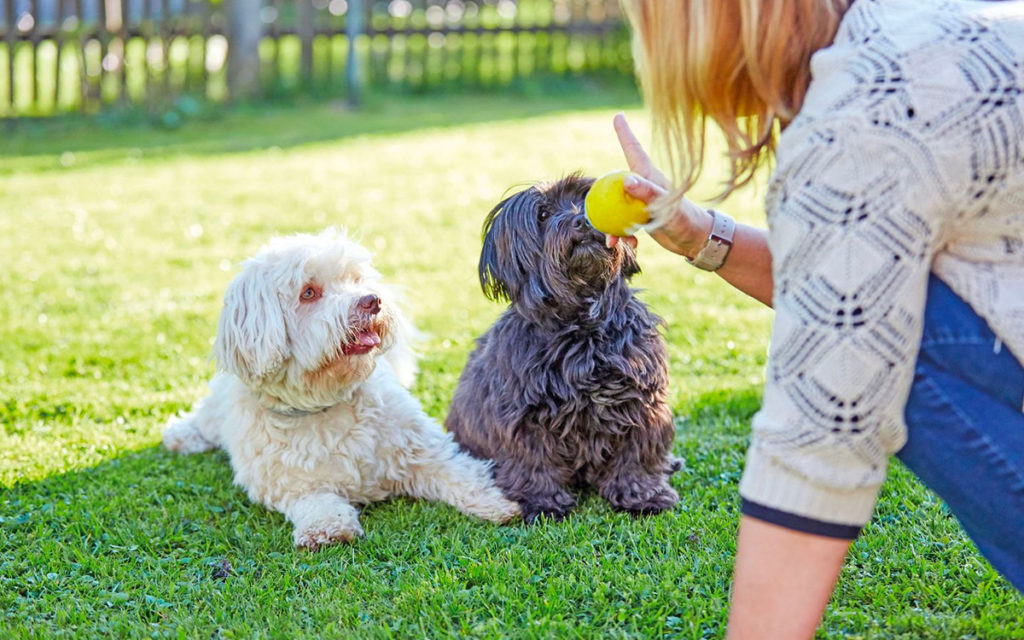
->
xmin=613 ymin=113 xmax=654 ymax=175
xmin=623 ymin=173 xmax=668 ymax=204
xmin=605 ymin=234 xmax=639 ymax=250
xmin=613 ymin=113 xmax=669 ymax=188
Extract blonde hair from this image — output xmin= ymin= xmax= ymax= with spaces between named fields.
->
xmin=624 ymin=0 xmax=851 ymax=201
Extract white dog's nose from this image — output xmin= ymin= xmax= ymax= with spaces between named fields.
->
xmin=358 ymin=294 xmax=381 ymax=315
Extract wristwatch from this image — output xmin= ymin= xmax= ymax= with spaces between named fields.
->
xmin=686 ymin=209 xmax=735 ymax=272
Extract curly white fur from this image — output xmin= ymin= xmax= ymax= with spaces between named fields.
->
xmin=164 ymin=229 xmax=519 ymax=549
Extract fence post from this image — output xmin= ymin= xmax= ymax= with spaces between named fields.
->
xmin=345 ymin=0 xmax=363 ymax=107
xmin=4 ymin=0 xmax=15 ymax=116
xmin=297 ymin=0 xmax=314 ymax=89
xmin=227 ymin=0 xmax=262 ymax=100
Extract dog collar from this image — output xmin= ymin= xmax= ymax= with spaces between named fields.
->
xmin=264 ymin=403 xmax=334 ymax=418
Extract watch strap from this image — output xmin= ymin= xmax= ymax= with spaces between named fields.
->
xmin=686 ymin=209 xmax=735 ymax=272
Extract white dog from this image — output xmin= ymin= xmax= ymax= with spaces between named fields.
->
xmin=163 ymin=229 xmax=519 ymax=550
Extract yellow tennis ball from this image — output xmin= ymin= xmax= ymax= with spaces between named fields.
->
xmin=584 ymin=171 xmax=650 ymax=236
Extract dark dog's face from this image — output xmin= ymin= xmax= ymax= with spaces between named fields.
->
xmin=479 ymin=174 xmax=641 ymax=320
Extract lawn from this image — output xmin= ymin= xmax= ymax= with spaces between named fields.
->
xmin=1 ymin=86 xmax=1021 ymax=639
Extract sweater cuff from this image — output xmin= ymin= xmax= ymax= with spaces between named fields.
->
xmin=739 ymin=445 xmax=880 ymax=537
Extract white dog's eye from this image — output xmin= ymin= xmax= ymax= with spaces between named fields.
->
xmin=299 ymin=284 xmax=322 ymax=303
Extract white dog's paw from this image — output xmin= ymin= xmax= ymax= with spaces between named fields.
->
xmin=163 ymin=415 xmax=217 ymax=454
xmin=467 ymin=490 xmax=521 ymax=524
xmin=293 ymin=517 xmax=364 ymax=551
xmin=288 ymin=495 xmax=364 ymax=550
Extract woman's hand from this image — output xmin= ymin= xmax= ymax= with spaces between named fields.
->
xmin=609 ymin=113 xmax=776 ymax=307
xmin=607 ymin=114 xmax=714 ymax=260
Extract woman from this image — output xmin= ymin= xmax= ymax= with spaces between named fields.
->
xmin=610 ymin=1 xmax=1024 ymax=637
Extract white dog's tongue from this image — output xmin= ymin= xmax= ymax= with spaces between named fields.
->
xmin=343 ymin=330 xmax=381 ymax=355
xmin=357 ymin=330 xmax=381 ymax=347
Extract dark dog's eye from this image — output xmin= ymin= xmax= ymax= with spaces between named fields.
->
xmin=299 ymin=284 xmax=322 ymax=303
xmin=538 ymin=205 xmax=552 ymax=222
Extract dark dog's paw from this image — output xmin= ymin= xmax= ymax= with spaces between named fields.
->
xmin=520 ymin=491 xmax=576 ymax=524
xmin=666 ymin=456 xmax=684 ymax=475
xmin=605 ymin=478 xmax=679 ymax=516
xmin=624 ymin=484 xmax=679 ymax=516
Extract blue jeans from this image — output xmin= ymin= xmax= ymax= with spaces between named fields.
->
xmin=899 ymin=275 xmax=1024 ymax=592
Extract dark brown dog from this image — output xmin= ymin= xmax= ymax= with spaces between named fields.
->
xmin=446 ymin=175 xmax=680 ymax=523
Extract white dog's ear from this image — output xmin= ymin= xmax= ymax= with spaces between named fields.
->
xmin=214 ymin=266 xmax=288 ymax=386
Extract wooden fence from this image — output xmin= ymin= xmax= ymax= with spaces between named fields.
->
xmin=0 ymin=0 xmax=632 ymax=117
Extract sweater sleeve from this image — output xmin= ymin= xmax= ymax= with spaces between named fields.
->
xmin=738 ymin=113 xmax=948 ymax=537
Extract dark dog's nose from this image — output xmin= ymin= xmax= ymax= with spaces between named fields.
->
xmin=358 ymin=294 xmax=381 ymax=315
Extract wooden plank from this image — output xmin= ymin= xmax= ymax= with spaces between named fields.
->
xmin=1 ymin=11 xmax=623 ymax=42
xmin=141 ymin=0 xmax=150 ymax=102
xmin=344 ymin=0 xmax=362 ymax=105
xmin=28 ymin=1 xmax=39 ymax=110
xmin=297 ymin=0 xmax=314 ymax=88
xmin=74 ymin=0 xmax=89 ymax=110
xmin=460 ymin=23 xmax=472 ymax=86
xmin=461 ymin=30 xmax=475 ymax=88
xmin=227 ymin=0 xmax=262 ymax=99
xmin=119 ymin=0 xmax=128 ymax=102
xmin=325 ymin=32 xmax=334 ymax=91
xmin=160 ymin=0 xmax=170 ymax=96
xmin=198 ymin=0 xmax=210 ymax=93
xmin=54 ymin=0 xmax=68 ymax=111
xmin=97 ymin=0 xmax=109 ymax=105
xmin=5 ymin=0 xmax=16 ymax=113
xmin=358 ymin=22 xmax=615 ymax=38
xmin=399 ymin=12 xmax=410 ymax=88
xmin=268 ymin=0 xmax=280 ymax=91
xmin=510 ymin=4 xmax=519 ymax=80
xmin=183 ymin=0 xmax=195 ymax=92
xmin=243 ymin=21 xmax=616 ymax=40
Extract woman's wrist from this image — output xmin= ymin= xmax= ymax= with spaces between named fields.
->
xmin=686 ymin=209 xmax=736 ymax=271
xmin=680 ymin=200 xmax=715 ymax=259
xmin=650 ymin=199 xmax=715 ymax=259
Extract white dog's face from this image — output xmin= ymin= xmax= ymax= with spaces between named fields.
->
xmin=214 ymin=229 xmax=401 ymax=411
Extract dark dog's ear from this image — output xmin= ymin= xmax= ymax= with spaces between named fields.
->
xmin=478 ymin=188 xmax=553 ymax=316
xmin=479 ymin=198 xmax=512 ymax=302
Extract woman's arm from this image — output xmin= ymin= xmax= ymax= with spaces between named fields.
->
xmin=727 ymin=516 xmax=850 ymax=640
xmin=612 ymin=114 xmax=775 ymax=307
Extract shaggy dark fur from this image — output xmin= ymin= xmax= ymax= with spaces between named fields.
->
xmin=446 ymin=174 xmax=680 ymax=523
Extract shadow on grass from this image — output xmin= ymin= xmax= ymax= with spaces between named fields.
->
xmin=0 ymin=384 xmax=756 ymax=637
xmin=3 ymin=443 xmax=303 ymax=608
xmin=1 ymin=383 xmax=763 ymax=573
xmin=0 ymin=78 xmax=642 ymax=175
xmin=5 ymin=385 xmax=1021 ymax=638
xmin=0 ymin=430 xmax=736 ymax=637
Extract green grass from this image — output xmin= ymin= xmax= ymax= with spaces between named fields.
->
xmin=1 ymin=87 xmax=1021 ymax=639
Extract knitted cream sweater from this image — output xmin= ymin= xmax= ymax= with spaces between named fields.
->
xmin=739 ymin=0 xmax=1024 ymax=534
